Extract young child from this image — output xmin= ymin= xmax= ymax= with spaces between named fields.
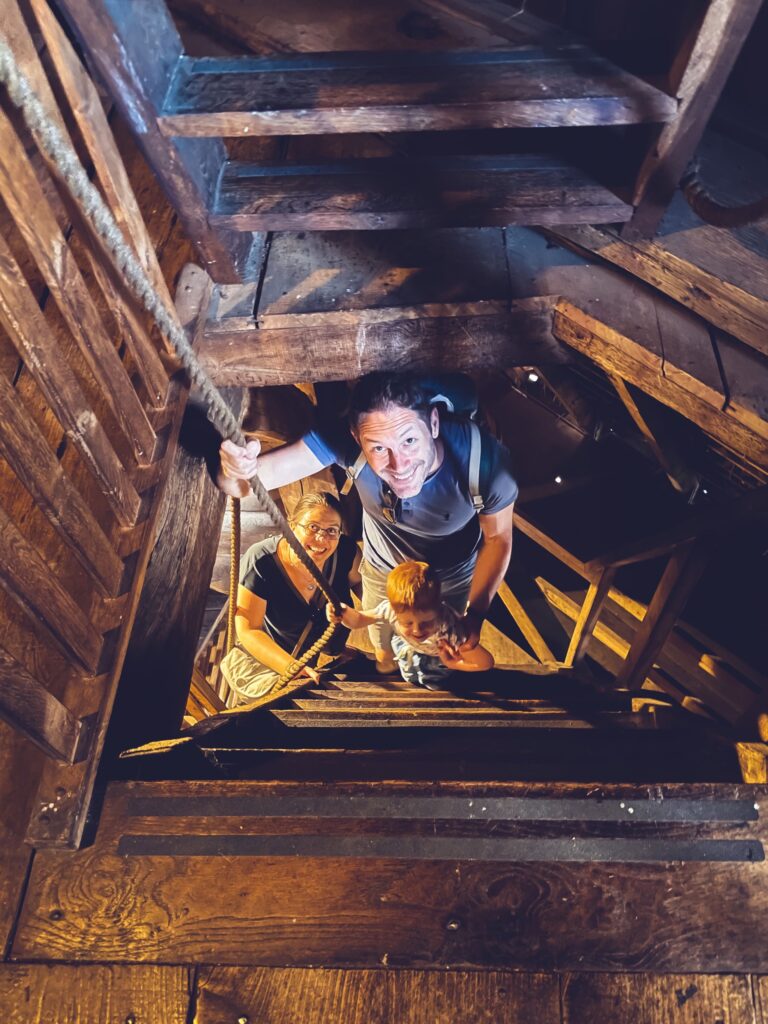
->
xmin=331 ymin=560 xmax=494 ymax=688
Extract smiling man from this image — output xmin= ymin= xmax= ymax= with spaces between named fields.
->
xmin=219 ymin=373 xmax=517 ymax=672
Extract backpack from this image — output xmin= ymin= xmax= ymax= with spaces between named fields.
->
xmin=341 ymin=373 xmax=487 ymax=511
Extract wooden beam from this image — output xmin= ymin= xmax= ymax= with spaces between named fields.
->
xmin=625 ymin=0 xmax=764 ymax=238
xmin=606 ymin=372 xmax=693 ymax=493
xmin=0 ymin=232 xmax=141 ymax=526
xmin=563 ymin=568 xmax=616 ymax=667
xmin=615 ymin=544 xmax=709 ymax=690
xmin=198 ymin=297 xmax=568 ymax=386
xmin=0 ymin=645 xmax=85 ymax=763
xmin=0 ymin=104 xmax=157 ymax=465
xmin=554 ymin=300 xmax=768 ymax=473
xmin=514 ymin=511 xmax=599 ymax=583
xmin=545 ymin=225 xmax=768 ymax=360
xmin=497 ymin=581 xmax=557 ymax=664
xmin=0 ymin=370 xmax=122 ymax=596
xmin=57 ymin=0 xmax=256 ymax=283
xmin=0 ymin=503 xmax=103 ymax=674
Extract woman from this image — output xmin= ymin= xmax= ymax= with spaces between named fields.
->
xmin=220 ymin=491 xmax=359 ymax=704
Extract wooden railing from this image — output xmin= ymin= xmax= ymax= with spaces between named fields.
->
xmin=509 ymin=503 xmax=768 ymax=728
xmin=0 ymin=0 xmax=204 ymax=847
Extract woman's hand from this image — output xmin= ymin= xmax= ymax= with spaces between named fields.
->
xmin=218 ymin=438 xmax=261 ymax=497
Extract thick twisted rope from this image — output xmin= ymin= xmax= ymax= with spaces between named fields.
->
xmin=226 ymin=496 xmax=240 ymax=653
xmin=0 ymin=36 xmax=339 ymax=688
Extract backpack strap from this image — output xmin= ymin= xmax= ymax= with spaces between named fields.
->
xmin=468 ymin=421 xmax=484 ymax=512
xmin=340 ymin=449 xmax=367 ymax=496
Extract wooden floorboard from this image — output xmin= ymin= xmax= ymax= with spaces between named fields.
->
xmin=561 ymin=972 xmax=764 ymax=1024
xmin=196 ymin=966 xmax=560 ymax=1023
xmin=0 ymin=964 xmax=191 ymax=1023
xmin=12 ymin=780 xmax=768 ymax=970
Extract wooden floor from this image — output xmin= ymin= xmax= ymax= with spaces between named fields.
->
xmin=0 ymin=962 xmax=767 ymax=1022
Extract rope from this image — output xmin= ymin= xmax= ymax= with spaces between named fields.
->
xmin=0 ymin=36 xmax=340 ymax=689
xmin=226 ymin=496 xmax=240 ymax=653
xmin=681 ymin=158 xmax=768 ymax=228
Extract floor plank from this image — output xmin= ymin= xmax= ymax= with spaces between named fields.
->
xmin=561 ymin=972 xmax=763 ymax=1024
xmin=196 ymin=966 xmax=559 ymax=1023
xmin=13 ymin=781 xmax=768 ymax=970
xmin=0 ymin=964 xmax=191 ymax=1024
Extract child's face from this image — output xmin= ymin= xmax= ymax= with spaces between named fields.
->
xmin=394 ymin=606 xmax=440 ymax=642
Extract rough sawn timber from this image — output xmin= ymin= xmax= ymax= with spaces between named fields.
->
xmin=13 ymin=780 xmax=768 ymax=971
xmin=198 ymin=297 xmax=566 ymax=386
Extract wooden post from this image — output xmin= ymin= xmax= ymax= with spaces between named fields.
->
xmin=615 ymin=544 xmax=709 ymax=689
xmin=624 ymin=0 xmax=764 ymax=239
xmin=57 ymin=0 xmax=256 ymax=282
xmin=564 ymin=567 xmax=616 ymax=668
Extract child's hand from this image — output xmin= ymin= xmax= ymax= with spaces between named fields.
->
xmin=437 ymin=638 xmax=462 ymax=667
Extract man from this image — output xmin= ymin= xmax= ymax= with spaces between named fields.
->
xmin=219 ymin=373 xmax=517 ymax=673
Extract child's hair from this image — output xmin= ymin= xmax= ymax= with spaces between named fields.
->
xmin=386 ymin=561 xmax=441 ymax=611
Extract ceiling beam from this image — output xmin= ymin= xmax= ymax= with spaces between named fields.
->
xmin=554 ymin=300 xmax=768 ymax=473
xmin=197 ymin=296 xmax=569 ymax=386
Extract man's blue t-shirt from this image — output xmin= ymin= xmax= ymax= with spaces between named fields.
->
xmin=303 ymin=417 xmax=518 ymax=586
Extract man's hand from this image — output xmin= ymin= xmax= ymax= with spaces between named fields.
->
xmin=219 ymin=438 xmax=261 ymax=498
xmin=458 ymin=608 xmax=483 ymax=652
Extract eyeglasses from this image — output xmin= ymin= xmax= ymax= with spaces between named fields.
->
xmin=297 ymin=522 xmax=341 ymax=540
xmin=380 ymin=487 xmax=401 ymax=525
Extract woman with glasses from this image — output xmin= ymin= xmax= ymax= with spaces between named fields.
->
xmin=220 ymin=490 xmax=359 ymax=705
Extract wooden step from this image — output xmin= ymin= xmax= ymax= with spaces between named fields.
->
xmin=211 ymin=154 xmax=632 ymax=231
xmin=15 ymin=780 xmax=768 ymax=970
xmin=272 ymin=707 xmax=666 ymax=728
xmin=160 ymin=49 xmax=677 ymax=136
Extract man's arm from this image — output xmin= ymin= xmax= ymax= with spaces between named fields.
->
xmin=218 ymin=438 xmax=327 ymax=497
xmin=461 ymin=502 xmax=515 ymax=650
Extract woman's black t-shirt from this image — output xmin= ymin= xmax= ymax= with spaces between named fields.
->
xmin=240 ymin=534 xmax=356 ymax=658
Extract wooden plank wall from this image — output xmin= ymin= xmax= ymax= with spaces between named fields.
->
xmin=0 ymin=0 xmax=202 ymax=849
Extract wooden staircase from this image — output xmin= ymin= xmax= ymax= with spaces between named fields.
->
xmin=55 ymin=0 xmax=756 ymax=282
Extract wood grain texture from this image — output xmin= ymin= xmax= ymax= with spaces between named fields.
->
xmin=546 ymin=225 xmax=768 ymax=361
xmin=213 ymin=156 xmax=631 ymax=231
xmin=554 ymin=301 xmax=768 ymax=472
xmin=58 ymin=0 xmax=254 ymax=283
xmin=561 ymin=971 xmax=761 ymax=1024
xmin=14 ymin=780 xmax=768 ymax=969
xmin=196 ymin=966 xmax=559 ymax=1024
xmin=0 ymin=502 xmax=103 ymax=673
xmin=0 ymin=644 xmax=83 ymax=763
xmin=626 ymin=0 xmax=764 ymax=236
xmin=199 ymin=297 xmax=564 ymax=386
xmin=162 ymin=49 xmax=675 ymax=136
xmin=0 ymin=964 xmax=191 ymax=1024
xmin=0 ymin=106 xmax=156 ymax=464
xmin=0 ymin=232 xmax=140 ymax=526
xmin=258 ymin=228 xmax=510 ymax=316
xmin=0 ymin=369 xmax=122 ymax=595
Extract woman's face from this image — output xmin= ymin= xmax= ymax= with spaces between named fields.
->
xmin=292 ymin=505 xmax=342 ymax=565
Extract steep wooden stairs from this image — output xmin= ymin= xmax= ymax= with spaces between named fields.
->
xmin=57 ymin=0 xmax=763 ymax=281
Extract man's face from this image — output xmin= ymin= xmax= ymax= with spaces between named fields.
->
xmin=354 ymin=404 xmax=440 ymax=499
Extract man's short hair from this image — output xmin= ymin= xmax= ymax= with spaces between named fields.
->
xmin=349 ymin=372 xmax=432 ymax=431
xmin=386 ymin=560 xmax=442 ymax=611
